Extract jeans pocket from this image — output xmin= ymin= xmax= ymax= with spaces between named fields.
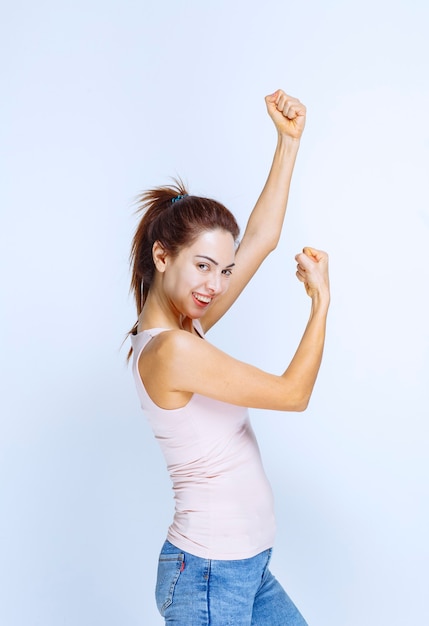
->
xmin=155 ymin=551 xmax=185 ymax=615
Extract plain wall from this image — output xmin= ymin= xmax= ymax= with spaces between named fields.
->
xmin=1 ymin=0 xmax=428 ymax=624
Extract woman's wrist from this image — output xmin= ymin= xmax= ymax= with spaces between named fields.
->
xmin=310 ymin=290 xmax=331 ymax=313
xmin=277 ymin=131 xmax=301 ymax=149
xmin=274 ymin=134 xmax=301 ymax=162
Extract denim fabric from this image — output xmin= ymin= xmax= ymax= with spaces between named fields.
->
xmin=155 ymin=540 xmax=308 ymax=626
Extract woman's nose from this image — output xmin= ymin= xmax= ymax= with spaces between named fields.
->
xmin=206 ymin=272 xmax=222 ymax=293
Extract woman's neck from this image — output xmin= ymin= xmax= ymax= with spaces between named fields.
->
xmin=137 ymin=290 xmax=194 ymax=334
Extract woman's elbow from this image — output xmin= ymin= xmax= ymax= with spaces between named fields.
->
xmin=285 ymin=392 xmax=311 ymax=413
xmin=294 ymin=398 xmax=310 ymax=412
xmin=286 ymin=399 xmax=309 ymax=412
xmin=275 ymin=378 xmax=312 ymax=412
xmin=266 ymin=236 xmax=280 ymax=254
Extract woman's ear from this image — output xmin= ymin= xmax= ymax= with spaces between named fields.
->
xmin=152 ymin=240 xmax=169 ymax=273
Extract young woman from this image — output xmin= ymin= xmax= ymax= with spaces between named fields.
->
xmin=129 ymin=90 xmax=330 ymax=625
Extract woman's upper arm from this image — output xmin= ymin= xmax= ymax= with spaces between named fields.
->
xmin=160 ymin=330 xmax=306 ymax=412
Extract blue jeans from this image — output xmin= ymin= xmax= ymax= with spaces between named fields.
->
xmin=155 ymin=540 xmax=308 ymax=625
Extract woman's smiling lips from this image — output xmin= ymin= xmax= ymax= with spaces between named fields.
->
xmin=192 ymin=292 xmax=212 ymax=306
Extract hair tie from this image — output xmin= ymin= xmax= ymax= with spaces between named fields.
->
xmin=171 ymin=194 xmax=188 ymax=204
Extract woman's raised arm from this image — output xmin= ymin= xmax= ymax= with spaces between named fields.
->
xmin=201 ymin=89 xmax=306 ymax=332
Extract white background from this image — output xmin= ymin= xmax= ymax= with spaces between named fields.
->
xmin=1 ymin=1 xmax=428 ymax=624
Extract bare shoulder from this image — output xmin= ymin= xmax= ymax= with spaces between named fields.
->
xmin=138 ymin=327 xmax=227 ymax=389
xmin=138 ymin=329 xmax=193 ymax=376
xmin=137 ymin=329 xmax=206 ymax=409
xmin=140 ymin=328 xmax=203 ymax=361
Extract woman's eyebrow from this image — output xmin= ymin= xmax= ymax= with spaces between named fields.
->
xmin=195 ymin=255 xmax=235 ymax=268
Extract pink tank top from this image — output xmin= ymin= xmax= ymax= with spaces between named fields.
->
xmin=131 ymin=324 xmax=276 ymax=560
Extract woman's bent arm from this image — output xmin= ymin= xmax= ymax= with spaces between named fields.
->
xmin=201 ymin=90 xmax=306 ymax=332
xmin=139 ymin=249 xmax=330 ymax=412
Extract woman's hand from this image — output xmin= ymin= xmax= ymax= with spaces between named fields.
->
xmin=265 ymin=89 xmax=306 ymax=140
xmin=295 ymin=247 xmax=330 ymax=301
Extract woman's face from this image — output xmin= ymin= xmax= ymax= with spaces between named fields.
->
xmin=160 ymin=228 xmax=236 ymax=319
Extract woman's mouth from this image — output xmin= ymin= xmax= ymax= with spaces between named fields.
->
xmin=193 ymin=292 xmax=212 ymax=307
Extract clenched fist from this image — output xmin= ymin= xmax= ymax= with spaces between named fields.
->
xmin=295 ymin=247 xmax=330 ymax=301
xmin=265 ymin=89 xmax=306 ymax=140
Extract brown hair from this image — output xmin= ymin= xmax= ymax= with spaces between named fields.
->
xmin=128 ymin=179 xmax=240 ymax=339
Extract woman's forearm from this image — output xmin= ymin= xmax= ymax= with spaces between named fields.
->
xmin=243 ymin=134 xmax=301 ymax=253
xmin=280 ymin=248 xmax=331 ymax=411
xmin=240 ymin=90 xmax=306 ymax=262
xmin=281 ymin=294 xmax=330 ymax=411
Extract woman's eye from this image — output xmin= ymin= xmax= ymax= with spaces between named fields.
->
xmin=198 ymin=263 xmax=209 ymax=271
xmin=222 ymin=269 xmax=232 ymax=277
